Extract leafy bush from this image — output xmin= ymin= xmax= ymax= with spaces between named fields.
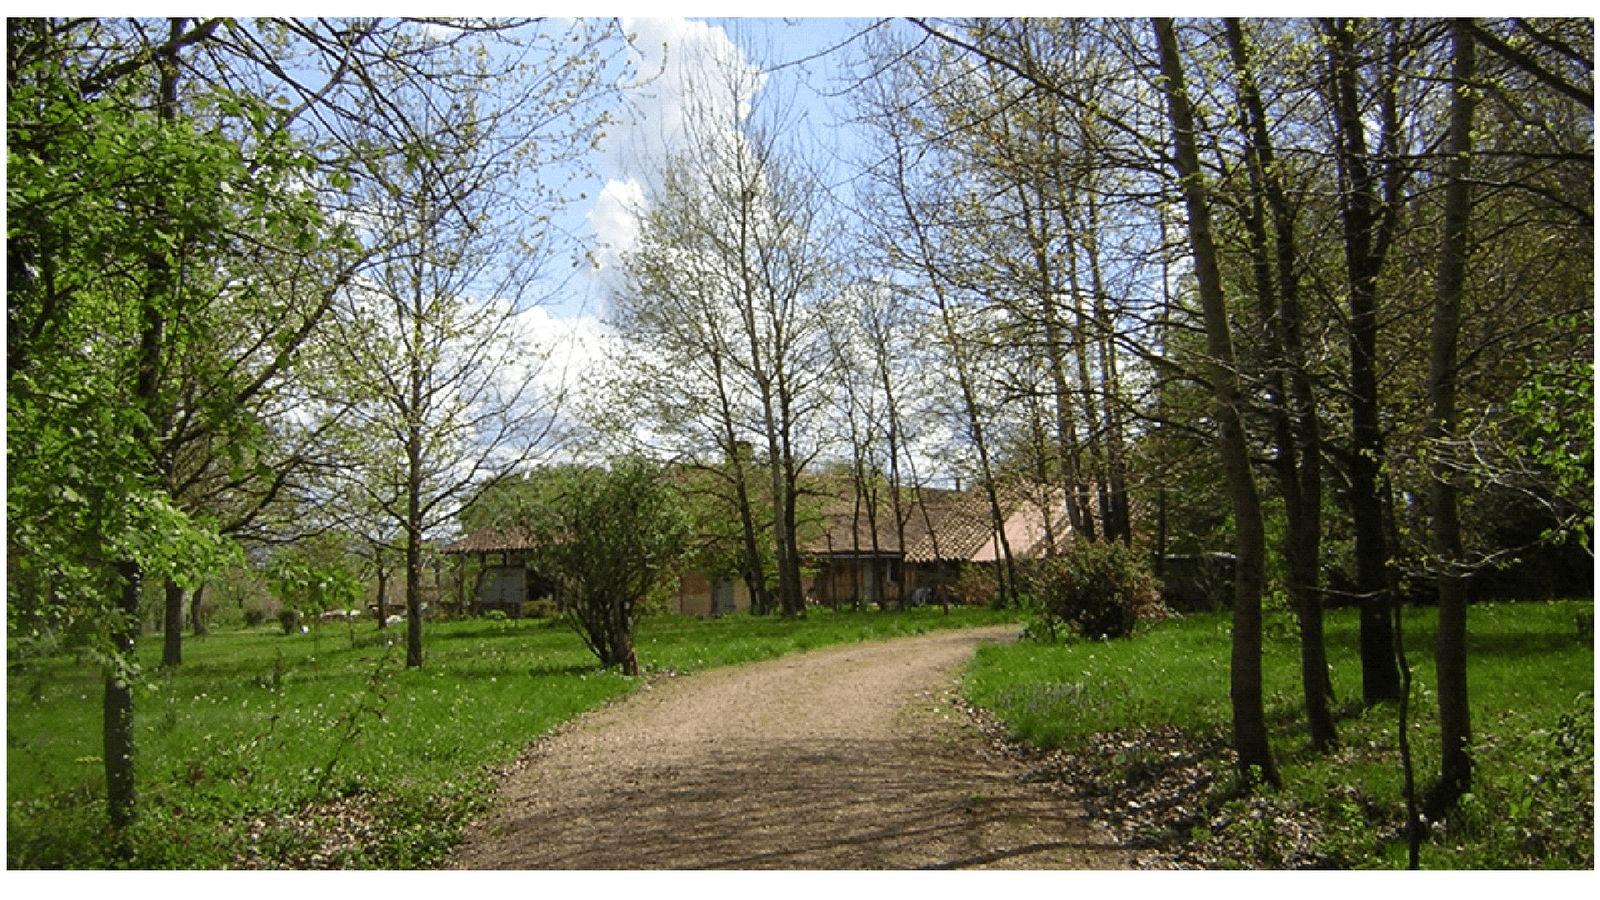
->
xmin=956 ymin=564 xmax=1001 ymax=608
xmin=515 ymin=457 xmax=692 ymax=675
xmin=1024 ymin=540 xmax=1164 ymax=640
xmin=523 ymin=599 xmax=559 ymax=619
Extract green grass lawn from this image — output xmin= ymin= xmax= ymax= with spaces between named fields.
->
xmin=963 ymin=599 xmax=1595 ymax=868
xmin=6 ymin=605 xmax=1015 ymax=869
xmin=11 ymin=599 xmax=1588 ymax=869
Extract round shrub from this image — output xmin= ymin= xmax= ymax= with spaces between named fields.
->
xmin=1025 ymin=540 xmax=1164 ymax=640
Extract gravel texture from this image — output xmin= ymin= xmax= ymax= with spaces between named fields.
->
xmin=446 ymin=624 xmax=1134 ymax=870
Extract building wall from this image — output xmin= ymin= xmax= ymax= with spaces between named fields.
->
xmin=676 ymin=571 xmax=752 ymax=616
xmin=810 ymin=557 xmax=904 ymax=608
xmin=483 ymin=566 xmax=525 ymax=605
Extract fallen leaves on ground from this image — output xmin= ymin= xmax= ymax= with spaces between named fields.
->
xmin=955 ymin=697 xmax=1367 ymax=869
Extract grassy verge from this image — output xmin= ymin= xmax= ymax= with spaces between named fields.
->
xmin=963 ymin=599 xmax=1594 ymax=868
xmin=7 ymin=605 xmax=1016 ymax=868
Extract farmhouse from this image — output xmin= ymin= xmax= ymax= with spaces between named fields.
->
xmin=797 ymin=479 xmax=1075 ymax=610
xmin=444 ymin=477 xmax=1078 ymax=617
xmin=439 ymin=525 xmax=562 ymax=617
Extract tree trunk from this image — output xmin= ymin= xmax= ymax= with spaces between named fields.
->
xmin=1427 ymin=17 xmax=1476 ymax=816
xmin=1225 ymin=18 xmax=1337 ymax=752
xmin=162 ymin=578 xmax=184 ymax=668
xmin=1023 ymin=175 xmax=1089 ymax=544
xmin=404 ymin=252 xmax=428 ymax=668
xmin=106 ymin=19 xmax=185 ymax=829
xmin=189 ymin=582 xmax=208 ymax=637
xmin=877 ymin=336 xmax=912 ymax=608
xmin=1154 ymin=16 xmax=1279 ymax=787
xmin=615 ymin=597 xmax=639 ymax=676
xmin=404 ymin=489 xmax=426 ymax=666
xmin=105 ymin=560 xmax=142 ymax=830
xmin=720 ymin=401 xmax=775 ymax=616
xmin=404 ymin=403 xmax=425 ymax=667
xmin=1087 ymin=209 xmax=1132 ymax=544
xmin=1324 ymin=18 xmax=1403 ymax=705
xmin=882 ymin=129 xmax=1018 ymax=604
xmin=760 ymin=418 xmax=805 ymax=618
xmin=1042 ymin=288 xmax=1088 ymax=539
xmin=375 ymin=546 xmax=389 ymax=628
xmin=1352 ymin=390 xmax=1402 ymax=704
xmin=405 ymin=522 xmax=424 ymax=667
xmin=778 ymin=456 xmax=808 ymax=617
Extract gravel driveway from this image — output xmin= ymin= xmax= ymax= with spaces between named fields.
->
xmin=447 ymin=624 xmax=1133 ymax=869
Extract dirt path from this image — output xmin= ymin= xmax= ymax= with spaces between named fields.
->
xmin=447 ymin=624 xmax=1133 ymax=869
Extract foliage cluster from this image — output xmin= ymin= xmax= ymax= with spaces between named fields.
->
xmin=266 ymin=551 xmax=364 ymax=626
xmin=1021 ymin=541 xmax=1165 ymax=641
xmin=7 ymin=606 xmax=1010 ymax=868
xmin=484 ymin=457 xmax=692 ymax=674
xmin=1505 ymin=350 xmax=1594 ymax=550
xmin=952 ymin=564 xmax=999 ymax=608
xmin=964 ymin=600 xmax=1594 ymax=868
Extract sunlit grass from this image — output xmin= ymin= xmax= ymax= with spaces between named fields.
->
xmin=7 ymin=604 xmax=1015 ymax=868
xmin=964 ymin=599 xmax=1594 ymax=868
xmin=966 ymin=613 xmax=1237 ymax=747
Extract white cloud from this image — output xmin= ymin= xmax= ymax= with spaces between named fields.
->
xmin=600 ymin=17 xmax=757 ymax=181
xmin=584 ymin=177 xmax=644 ymax=294
xmin=582 ymin=18 xmax=764 ymax=290
xmin=509 ymin=304 xmax=619 ymax=403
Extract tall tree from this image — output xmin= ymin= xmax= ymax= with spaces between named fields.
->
xmin=7 ymin=16 xmax=341 ymax=828
xmin=822 ymin=290 xmax=894 ymax=608
xmin=1152 ymin=16 xmax=1280 ymax=787
xmin=602 ymin=255 xmax=781 ymax=614
xmin=871 ymin=18 xmax=1175 ymax=587
xmin=1221 ymin=17 xmax=1338 ymax=751
xmin=1425 ymin=16 xmax=1478 ymax=815
xmin=323 ymin=23 xmax=614 ymax=667
xmin=847 ymin=40 xmax=1026 ymax=601
xmin=609 ymin=40 xmax=839 ymax=617
xmin=1320 ymin=17 xmax=1413 ymax=705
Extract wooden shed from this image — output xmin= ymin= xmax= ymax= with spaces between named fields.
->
xmin=440 ymin=526 xmax=560 ymax=617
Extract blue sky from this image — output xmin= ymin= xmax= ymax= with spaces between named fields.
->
xmin=518 ymin=16 xmax=895 ymax=401
xmin=557 ymin=16 xmax=885 ymax=317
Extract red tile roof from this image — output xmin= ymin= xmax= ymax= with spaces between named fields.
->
xmin=444 ymin=477 xmax=1073 ymax=564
